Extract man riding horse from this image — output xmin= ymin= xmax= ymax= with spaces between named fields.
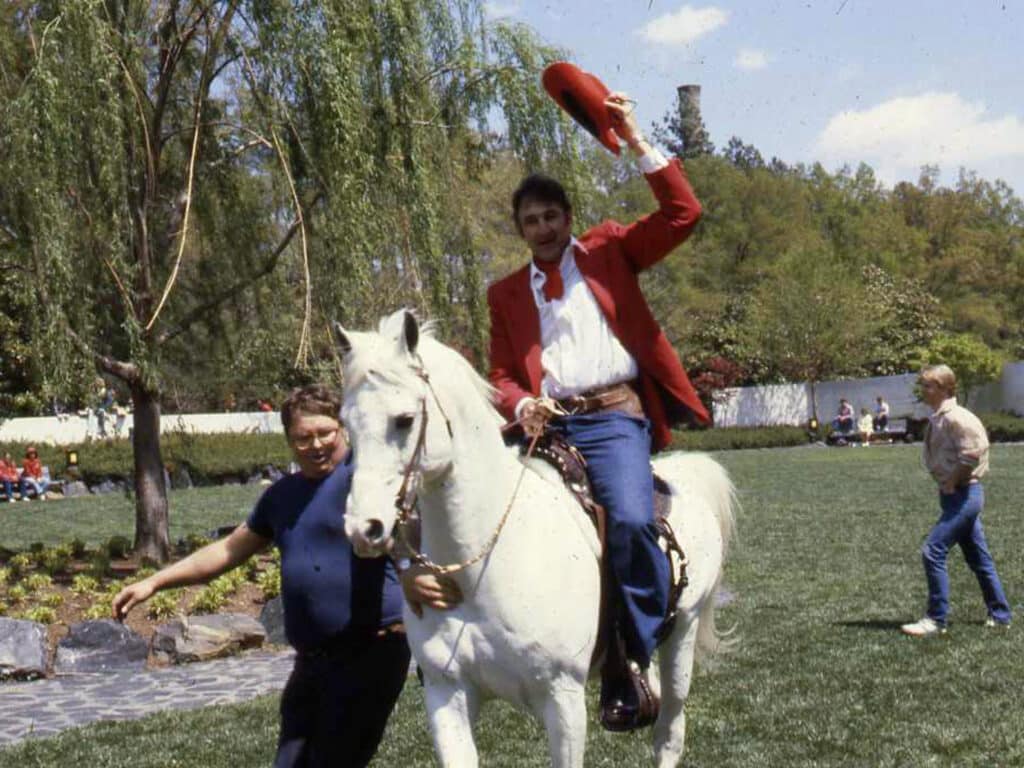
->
xmin=486 ymin=91 xmax=709 ymax=731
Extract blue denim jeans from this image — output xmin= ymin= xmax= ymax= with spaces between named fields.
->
xmin=922 ymin=483 xmax=1012 ymax=625
xmin=548 ymin=411 xmax=668 ymax=666
xmin=20 ymin=477 xmax=50 ymax=499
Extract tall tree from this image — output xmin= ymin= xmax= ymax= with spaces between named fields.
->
xmin=921 ymin=333 xmax=1004 ymax=405
xmin=740 ymin=249 xmax=884 ymax=422
xmin=1 ymin=0 xmax=576 ymax=561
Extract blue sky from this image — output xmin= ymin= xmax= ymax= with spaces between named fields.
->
xmin=486 ymin=1 xmax=1024 ymax=194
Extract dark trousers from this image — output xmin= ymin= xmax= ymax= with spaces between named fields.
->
xmin=275 ymin=632 xmax=411 ymax=768
xmin=548 ymin=411 xmax=668 ymax=667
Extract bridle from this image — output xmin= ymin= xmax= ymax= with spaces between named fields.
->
xmin=391 ymin=358 xmax=537 ymax=576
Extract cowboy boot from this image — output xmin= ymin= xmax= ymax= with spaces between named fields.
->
xmin=599 ymin=628 xmax=660 ymax=732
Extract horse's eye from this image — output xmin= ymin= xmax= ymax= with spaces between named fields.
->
xmin=394 ymin=413 xmax=415 ymax=431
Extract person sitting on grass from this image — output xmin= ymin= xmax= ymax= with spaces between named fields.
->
xmin=857 ymin=407 xmax=874 ymax=446
xmin=19 ymin=446 xmax=50 ymax=501
xmin=0 ymin=452 xmax=20 ymax=502
xmin=113 ymin=384 xmax=463 ymax=768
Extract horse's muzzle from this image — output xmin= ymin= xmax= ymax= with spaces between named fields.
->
xmin=346 ymin=517 xmax=392 ymax=558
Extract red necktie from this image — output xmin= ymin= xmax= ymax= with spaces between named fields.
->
xmin=533 ymin=258 xmax=564 ymax=301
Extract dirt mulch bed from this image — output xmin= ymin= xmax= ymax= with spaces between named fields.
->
xmin=3 ymin=557 xmax=275 ymax=671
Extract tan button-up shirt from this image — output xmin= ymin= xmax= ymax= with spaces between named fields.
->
xmin=922 ymin=397 xmax=989 ymax=487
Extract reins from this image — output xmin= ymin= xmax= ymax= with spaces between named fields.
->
xmin=394 ymin=360 xmax=538 ymax=577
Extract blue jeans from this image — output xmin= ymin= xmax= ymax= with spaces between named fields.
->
xmin=921 ymin=483 xmax=1012 ymax=625
xmin=548 ymin=411 xmax=668 ymax=667
xmin=20 ymin=477 xmax=50 ymax=499
xmin=2 ymin=480 xmax=14 ymax=500
xmin=832 ymin=416 xmax=854 ymax=433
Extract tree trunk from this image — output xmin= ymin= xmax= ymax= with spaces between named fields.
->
xmin=130 ymin=383 xmax=170 ymax=563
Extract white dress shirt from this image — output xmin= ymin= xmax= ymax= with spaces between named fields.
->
xmin=515 ymin=145 xmax=669 ymax=417
xmin=530 ymin=238 xmax=639 ymax=400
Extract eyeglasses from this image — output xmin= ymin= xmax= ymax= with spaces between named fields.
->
xmin=290 ymin=428 xmax=339 ymax=450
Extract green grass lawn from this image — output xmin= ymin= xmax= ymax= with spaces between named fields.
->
xmin=2 ymin=445 xmax=1021 ymax=766
xmin=0 ymin=485 xmax=263 ymax=551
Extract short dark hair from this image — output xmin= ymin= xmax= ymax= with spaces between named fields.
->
xmin=280 ymin=385 xmax=342 ymax=435
xmin=511 ymin=174 xmax=572 ymax=224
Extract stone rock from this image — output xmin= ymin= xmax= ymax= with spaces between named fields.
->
xmin=89 ymin=479 xmax=117 ymax=495
xmin=61 ymin=480 xmax=89 ymax=498
xmin=245 ymin=471 xmax=264 ymax=485
xmin=151 ymin=613 xmax=266 ymax=664
xmin=259 ymin=596 xmax=287 ymax=646
xmin=170 ymin=465 xmax=193 ymax=490
xmin=264 ymin=465 xmax=284 ymax=483
xmin=54 ymin=620 xmax=148 ymax=675
xmin=0 ymin=618 xmax=48 ymax=681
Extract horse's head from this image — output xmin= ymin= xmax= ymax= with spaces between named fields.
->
xmin=335 ymin=310 xmax=457 ymax=558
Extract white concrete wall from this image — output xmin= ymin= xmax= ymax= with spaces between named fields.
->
xmin=997 ymin=361 xmax=1024 ymax=415
xmin=0 ymin=411 xmax=283 ymax=446
xmin=713 ymin=362 xmax=1024 ymax=428
xmin=712 ymin=383 xmax=808 ymax=428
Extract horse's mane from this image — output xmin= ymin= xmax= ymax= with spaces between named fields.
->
xmin=342 ymin=310 xmax=500 ymax=422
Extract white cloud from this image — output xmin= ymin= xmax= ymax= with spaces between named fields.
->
xmin=636 ymin=5 xmax=728 ymax=46
xmin=484 ymin=1 xmax=520 ymax=19
xmin=734 ymin=48 xmax=769 ymax=71
xmin=815 ymin=92 xmax=1024 ymax=184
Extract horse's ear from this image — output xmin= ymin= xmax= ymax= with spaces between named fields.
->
xmin=332 ymin=321 xmax=353 ymax=356
xmin=401 ymin=310 xmax=419 ymax=356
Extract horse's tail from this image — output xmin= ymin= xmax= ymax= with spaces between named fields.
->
xmin=656 ymin=452 xmax=739 ymax=663
xmin=658 ymin=451 xmax=737 ymax=560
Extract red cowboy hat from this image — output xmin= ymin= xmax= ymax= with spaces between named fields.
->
xmin=541 ymin=61 xmax=620 ymax=155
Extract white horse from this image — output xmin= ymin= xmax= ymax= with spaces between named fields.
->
xmin=336 ymin=310 xmax=736 ymax=768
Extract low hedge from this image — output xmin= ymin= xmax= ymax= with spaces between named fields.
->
xmin=3 ymin=412 xmax=1020 ymax=484
xmin=667 ymin=412 xmax=1024 ymax=452
xmin=979 ymin=412 xmax=1024 ymax=442
xmin=667 ymin=425 xmax=809 ymax=452
xmin=0 ymin=432 xmax=293 ymax=485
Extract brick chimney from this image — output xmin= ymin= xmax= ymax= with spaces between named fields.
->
xmin=676 ymin=84 xmax=710 ymax=156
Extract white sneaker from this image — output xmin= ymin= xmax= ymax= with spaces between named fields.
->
xmin=984 ymin=617 xmax=1010 ymax=630
xmin=901 ymin=617 xmax=947 ymax=637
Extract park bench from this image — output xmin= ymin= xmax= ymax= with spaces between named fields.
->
xmin=0 ymin=466 xmax=65 ymax=501
xmin=825 ymin=418 xmax=921 ymax=446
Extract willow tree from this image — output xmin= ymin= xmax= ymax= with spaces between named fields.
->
xmin=247 ymin=4 xmax=587 ymax=355
xmin=1 ymin=0 xmax=582 ymax=561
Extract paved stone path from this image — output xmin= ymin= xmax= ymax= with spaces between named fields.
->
xmin=0 ymin=649 xmax=295 ymax=747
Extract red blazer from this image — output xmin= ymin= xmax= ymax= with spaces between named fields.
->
xmin=487 ymin=158 xmax=710 ymax=452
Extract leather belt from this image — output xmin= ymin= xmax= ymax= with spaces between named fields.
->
xmin=556 ymin=381 xmax=643 ymax=417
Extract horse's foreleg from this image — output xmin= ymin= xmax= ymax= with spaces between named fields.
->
xmin=539 ymin=684 xmax=588 ymax=768
xmin=653 ymin=610 xmax=699 ymax=768
xmin=425 ymin=680 xmax=481 ymax=768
